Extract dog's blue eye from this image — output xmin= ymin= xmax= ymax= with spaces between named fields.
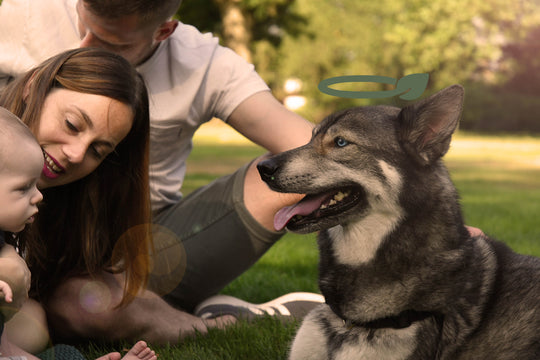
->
xmin=335 ymin=137 xmax=349 ymax=147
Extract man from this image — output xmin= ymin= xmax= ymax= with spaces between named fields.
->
xmin=0 ymin=0 xmax=320 ymax=348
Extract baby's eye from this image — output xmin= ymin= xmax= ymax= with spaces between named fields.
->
xmin=17 ymin=183 xmax=32 ymax=193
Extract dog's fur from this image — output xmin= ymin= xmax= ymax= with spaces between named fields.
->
xmin=257 ymin=85 xmax=540 ymax=360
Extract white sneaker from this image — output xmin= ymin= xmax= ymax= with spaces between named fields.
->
xmin=194 ymin=292 xmax=325 ymax=321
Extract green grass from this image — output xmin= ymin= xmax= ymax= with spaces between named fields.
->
xmin=82 ymin=130 xmax=540 ymax=359
xmin=446 ymin=133 xmax=540 ymax=255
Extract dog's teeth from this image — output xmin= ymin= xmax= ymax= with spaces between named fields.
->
xmin=320 ymin=191 xmax=353 ymax=211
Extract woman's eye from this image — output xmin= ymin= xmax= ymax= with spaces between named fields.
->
xmin=334 ymin=136 xmax=349 ymax=147
xmin=90 ymin=145 xmax=104 ymax=159
xmin=65 ymin=120 xmax=79 ymax=132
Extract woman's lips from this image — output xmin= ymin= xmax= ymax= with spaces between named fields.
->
xmin=42 ymin=150 xmax=65 ymax=179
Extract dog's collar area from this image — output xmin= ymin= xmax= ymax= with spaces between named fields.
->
xmin=342 ymin=310 xmax=434 ymax=332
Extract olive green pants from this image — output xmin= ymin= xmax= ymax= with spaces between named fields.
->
xmin=149 ymin=162 xmax=284 ymax=312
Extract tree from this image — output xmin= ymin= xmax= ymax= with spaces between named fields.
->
xmin=178 ymin=0 xmax=540 ymax=129
xmin=503 ymin=25 xmax=540 ymax=95
xmin=269 ymin=0 xmax=540 ymax=120
xmin=177 ymin=0 xmax=306 ymax=64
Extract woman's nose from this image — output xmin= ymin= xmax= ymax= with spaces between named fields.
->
xmin=63 ymin=143 xmax=87 ymax=164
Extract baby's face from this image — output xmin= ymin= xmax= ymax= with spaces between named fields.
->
xmin=0 ymin=139 xmax=44 ymax=233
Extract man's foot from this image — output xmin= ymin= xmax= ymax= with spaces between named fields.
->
xmin=96 ymin=341 xmax=157 ymax=360
xmin=194 ymin=292 xmax=324 ymax=322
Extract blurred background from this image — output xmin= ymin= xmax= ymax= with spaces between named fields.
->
xmin=177 ymin=0 xmax=540 ymax=133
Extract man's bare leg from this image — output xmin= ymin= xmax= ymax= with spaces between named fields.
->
xmin=46 ymin=272 xmax=235 ymax=345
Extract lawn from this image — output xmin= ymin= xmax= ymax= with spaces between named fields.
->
xmin=83 ymin=123 xmax=540 ymax=359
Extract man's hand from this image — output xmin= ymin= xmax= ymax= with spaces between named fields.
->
xmin=466 ymin=225 xmax=485 ymax=238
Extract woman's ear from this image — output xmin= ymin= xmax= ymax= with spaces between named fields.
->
xmin=153 ymin=19 xmax=178 ymax=42
xmin=22 ymin=71 xmax=38 ymax=101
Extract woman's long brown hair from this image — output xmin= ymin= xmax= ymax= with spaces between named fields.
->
xmin=0 ymin=48 xmax=152 ymax=305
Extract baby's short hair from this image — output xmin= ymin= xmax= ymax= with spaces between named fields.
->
xmin=0 ymin=107 xmax=39 ymax=168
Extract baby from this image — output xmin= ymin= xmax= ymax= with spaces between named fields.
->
xmin=0 ymin=106 xmax=43 ymax=323
xmin=0 ymin=107 xmax=156 ymax=360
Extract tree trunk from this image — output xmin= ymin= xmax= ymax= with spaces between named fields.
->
xmin=214 ymin=0 xmax=253 ymax=63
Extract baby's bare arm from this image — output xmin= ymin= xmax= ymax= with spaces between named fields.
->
xmin=0 ymin=245 xmax=30 ymax=320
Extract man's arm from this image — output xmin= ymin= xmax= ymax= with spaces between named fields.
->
xmin=226 ymin=91 xmax=315 ymax=231
xmin=227 ymin=91 xmax=314 ymax=153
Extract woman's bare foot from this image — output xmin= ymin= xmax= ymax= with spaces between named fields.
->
xmin=95 ymin=341 xmax=156 ymax=360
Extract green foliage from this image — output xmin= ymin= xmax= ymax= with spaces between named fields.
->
xmin=462 ymin=83 xmax=540 ymax=132
xmin=177 ymin=0 xmax=307 ymax=48
xmin=273 ymin=0 xmax=540 ymax=122
xmin=178 ymin=0 xmax=540 ymax=131
xmin=176 ymin=0 xmax=222 ymax=34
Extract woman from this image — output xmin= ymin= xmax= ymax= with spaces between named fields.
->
xmin=0 ymin=48 xmax=153 ymax=358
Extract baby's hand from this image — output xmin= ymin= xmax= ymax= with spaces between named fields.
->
xmin=0 ymin=279 xmax=16 ymax=321
xmin=0 ymin=280 xmax=13 ymax=303
xmin=0 ymin=245 xmax=31 ymax=293
xmin=0 ymin=246 xmax=30 ymax=321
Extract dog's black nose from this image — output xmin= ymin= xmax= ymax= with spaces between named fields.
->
xmin=257 ymin=158 xmax=279 ymax=183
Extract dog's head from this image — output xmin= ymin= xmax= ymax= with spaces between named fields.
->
xmin=258 ymin=85 xmax=464 ymax=234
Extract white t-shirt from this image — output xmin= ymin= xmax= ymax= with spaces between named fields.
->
xmin=0 ymin=0 xmax=270 ymax=211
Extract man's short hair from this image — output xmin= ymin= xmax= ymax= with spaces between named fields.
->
xmin=83 ymin=0 xmax=182 ymax=26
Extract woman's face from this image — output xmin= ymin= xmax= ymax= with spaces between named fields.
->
xmin=34 ymin=88 xmax=133 ymax=189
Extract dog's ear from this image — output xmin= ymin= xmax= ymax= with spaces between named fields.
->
xmin=398 ymin=85 xmax=464 ymax=166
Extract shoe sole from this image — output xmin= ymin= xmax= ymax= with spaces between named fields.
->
xmin=194 ymin=292 xmax=325 ymax=320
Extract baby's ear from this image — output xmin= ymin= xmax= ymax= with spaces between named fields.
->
xmin=398 ymin=85 xmax=464 ymax=166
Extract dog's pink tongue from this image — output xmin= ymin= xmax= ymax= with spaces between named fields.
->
xmin=274 ymin=196 xmax=324 ymax=231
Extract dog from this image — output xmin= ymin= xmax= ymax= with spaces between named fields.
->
xmin=257 ymin=85 xmax=540 ymax=360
